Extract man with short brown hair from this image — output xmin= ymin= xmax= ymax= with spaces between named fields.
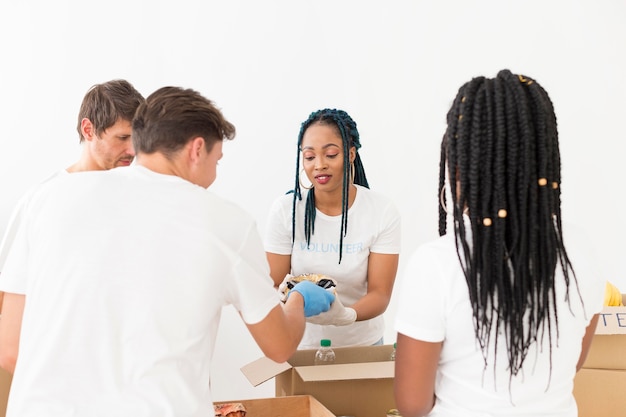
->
xmin=0 ymin=86 xmax=333 ymax=417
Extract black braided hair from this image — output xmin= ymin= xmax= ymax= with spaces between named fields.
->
xmin=438 ymin=69 xmax=581 ymax=382
xmin=291 ymin=109 xmax=369 ymax=263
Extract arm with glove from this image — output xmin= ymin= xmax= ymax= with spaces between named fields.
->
xmin=307 ymin=252 xmax=399 ymax=326
xmin=306 ymin=294 xmax=357 ymax=326
xmin=247 ymin=279 xmax=336 ymax=363
xmin=278 ymin=273 xmax=356 ymax=326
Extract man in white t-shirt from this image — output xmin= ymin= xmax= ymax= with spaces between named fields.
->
xmin=0 ymin=79 xmax=145 ymax=416
xmin=0 ymin=79 xmax=145 ymax=296
xmin=0 ymin=86 xmax=334 ymax=417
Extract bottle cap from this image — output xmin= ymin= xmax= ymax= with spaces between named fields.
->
xmin=320 ymin=339 xmax=331 ymax=347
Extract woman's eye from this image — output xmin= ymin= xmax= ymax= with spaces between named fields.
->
xmin=303 ymin=156 xmax=315 ymax=161
xmin=327 ymin=154 xmax=339 ymax=159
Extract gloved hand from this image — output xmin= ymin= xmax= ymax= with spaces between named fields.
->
xmin=287 ymin=280 xmax=335 ymax=317
xmin=306 ymin=295 xmax=357 ymax=326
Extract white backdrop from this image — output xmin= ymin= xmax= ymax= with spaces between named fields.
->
xmin=1 ymin=0 xmax=624 ymax=402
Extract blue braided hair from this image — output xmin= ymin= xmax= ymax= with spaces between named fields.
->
xmin=291 ymin=108 xmax=369 ymax=263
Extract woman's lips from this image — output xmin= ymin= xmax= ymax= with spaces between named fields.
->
xmin=315 ymin=175 xmax=331 ymax=185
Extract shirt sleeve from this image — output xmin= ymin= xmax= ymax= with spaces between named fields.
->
xmin=230 ymin=220 xmax=281 ymax=324
xmin=0 ymin=195 xmax=27 ymax=272
xmin=0 ymin=198 xmax=31 ymax=295
xmin=263 ymin=195 xmax=294 ymax=255
xmin=370 ymin=198 xmax=401 ymax=254
xmin=394 ymin=243 xmax=447 ymax=342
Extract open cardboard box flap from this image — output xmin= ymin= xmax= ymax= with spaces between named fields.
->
xmin=241 ymin=344 xmax=395 ymax=387
xmin=240 ymin=353 xmax=394 ymax=386
xmin=294 ymin=361 xmax=394 ymax=382
xmin=240 ymin=356 xmax=292 ymax=387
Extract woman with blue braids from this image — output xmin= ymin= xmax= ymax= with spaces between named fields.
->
xmin=265 ymin=108 xmax=401 ymax=349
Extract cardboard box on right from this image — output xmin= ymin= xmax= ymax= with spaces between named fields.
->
xmin=574 ymin=294 xmax=626 ymax=417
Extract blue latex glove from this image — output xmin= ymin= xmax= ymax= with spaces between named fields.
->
xmin=288 ymin=280 xmax=336 ymax=317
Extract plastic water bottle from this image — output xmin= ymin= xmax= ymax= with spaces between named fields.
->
xmin=314 ymin=339 xmax=336 ymax=365
xmin=390 ymin=342 xmax=397 ymax=361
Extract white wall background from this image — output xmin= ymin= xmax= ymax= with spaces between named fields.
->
xmin=1 ymin=0 xmax=624 ymax=402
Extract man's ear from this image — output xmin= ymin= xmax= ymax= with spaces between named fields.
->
xmin=80 ymin=118 xmax=95 ymax=142
xmin=188 ymin=137 xmax=206 ymax=164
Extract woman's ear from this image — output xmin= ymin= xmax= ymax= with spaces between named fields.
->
xmin=349 ymin=146 xmax=357 ymax=163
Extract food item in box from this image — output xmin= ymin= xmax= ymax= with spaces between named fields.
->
xmin=279 ymin=273 xmax=337 ymax=302
xmin=604 ymin=281 xmax=623 ymax=306
xmin=214 ymin=402 xmax=246 ymax=417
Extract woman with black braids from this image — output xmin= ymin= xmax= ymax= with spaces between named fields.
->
xmin=394 ymin=70 xmax=604 ymax=417
xmin=265 ymin=108 xmax=401 ymax=348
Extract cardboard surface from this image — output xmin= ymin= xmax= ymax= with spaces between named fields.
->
xmin=242 ymin=345 xmax=396 ymax=417
xmin=240 ymin=357 xmax=292 ymax=387
xmin=573 ymin=295 xmax=626 ymax=416
xmin=582 ymin=334 xmax=626 ymax=370
xmin=214 ymin=395 xmax=336 ymax=417
xmin=0 ymin=369 xmax=11 ymax=417
xmin=595 ymin=295 xmax=626 ymax=334
xmin=581 ymin=294 xmax=626 ymax=370
xmin=294 ymin=361 xmax=394 ymax=382
xmin=574 ymin=368 xmax=626 ymax=417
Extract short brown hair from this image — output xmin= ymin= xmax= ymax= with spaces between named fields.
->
xmin=132 ymin=86 xmax=236 ymax=157
xmin=76 ymin=79 xmax=144 ymax=142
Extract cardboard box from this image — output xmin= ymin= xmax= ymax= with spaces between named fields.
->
xmin=574 ymin=368 xmax=626 ymax=417
xmin=574 ymin=295 xmax=626 ymax=417
xmin=581 ymin=333 xmax=626 ymax=370
xmin=581 ymin=294 xmax=626 ymax=370
xmin=0 ymin=369 xmax=11 ymax=417
xmin=214 ymin=395 xmax=335 ymax=417
xmin=594 ymin=293 xmax=626 ymax=336
xmin=241 ymin=345 xmax=396 ymax=417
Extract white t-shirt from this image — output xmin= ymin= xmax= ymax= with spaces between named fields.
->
xmin=395 ymin=220 xmax=605 ymax=417
xmin=265 ymin=184 xmax=401 ymax=348
xmin=0 ymin=165 xmax=279 ymax=417
xmin=0 ymin=170 xmax=68 ymax=271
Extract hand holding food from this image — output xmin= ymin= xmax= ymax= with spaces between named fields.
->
xmin=279 ymin=273 xmax=337 ymax=302
xmin=287 ymin=280 xmax=336 ymax=317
